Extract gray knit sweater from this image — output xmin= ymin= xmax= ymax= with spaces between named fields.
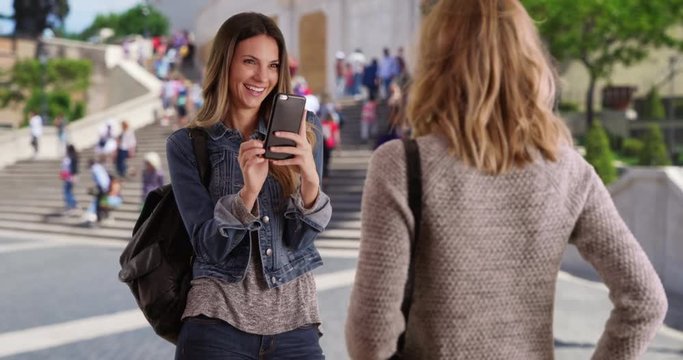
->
xmin=346 ymin=134 xmax=668 ymax=359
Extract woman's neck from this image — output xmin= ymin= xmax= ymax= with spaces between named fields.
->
xmin=226 ymin=107 xmax=259 ymax=138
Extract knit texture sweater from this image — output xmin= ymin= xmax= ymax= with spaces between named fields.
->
xmin=346 ymin=134 xmax=668 ymax=360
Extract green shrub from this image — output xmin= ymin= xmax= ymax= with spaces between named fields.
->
xmin=558 ymin=101 xmax=580 ymax=113
xmin=71 ymin=101 xmax=86 ymax=120
xmin=23 ymin=89 xmax=72 ymax=123
xmin=642 ymin=87 xmax=666 ymax=120
xmin=585 ymin=121 xmax=617 ymax=184
xmin=621 ymin=138 xmax=644 ymax=157
xmin=638 ymin=124 xmax=671 ymax=166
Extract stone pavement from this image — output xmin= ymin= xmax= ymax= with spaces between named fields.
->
xmin=0 ymin=230 xmax=681 ymax=359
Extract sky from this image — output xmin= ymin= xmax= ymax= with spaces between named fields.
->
xmin=0 ymin=0 xmax=142 ymax=35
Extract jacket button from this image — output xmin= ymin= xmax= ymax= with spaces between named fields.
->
xmin=262 ymin=216 xmax=270 ymax=224
xmin=266 ymin=248 xmax=272 ymax=256
xmin=271 ymin=276 xmax=277 ymax=284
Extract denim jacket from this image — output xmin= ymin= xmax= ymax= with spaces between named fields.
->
xmin=166 ymin=111 xmax=332 ymax=288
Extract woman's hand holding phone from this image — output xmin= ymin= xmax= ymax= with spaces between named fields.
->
xmin=238 ymin=139 xmax=268 ymax=212
xmin=269 ymin=112 xmax=319 ymax=207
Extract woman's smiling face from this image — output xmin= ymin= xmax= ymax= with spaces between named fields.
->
xmin=228 ymin=34 xmax=280 ymax=113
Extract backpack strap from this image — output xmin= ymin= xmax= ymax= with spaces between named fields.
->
xmin=393 ymin=138 xmax=422 ymax=357
xmin=189 ymin=128 xmax=210 ymax=187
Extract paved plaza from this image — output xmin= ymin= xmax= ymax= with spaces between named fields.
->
xmin=0 ymin=230 xmax=682 ymax=359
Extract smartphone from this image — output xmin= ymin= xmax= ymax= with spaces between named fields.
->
xmin=263 ymin=93 xmax=307 ymax=160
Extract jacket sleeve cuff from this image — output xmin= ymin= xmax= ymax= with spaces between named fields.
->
xmin=292 ymin=188 xmax=321 ymax=215
xmin=285 ymin=189 xmax=332 ymax=231
xmin=214 ymin=193 xmax=262 ymax=234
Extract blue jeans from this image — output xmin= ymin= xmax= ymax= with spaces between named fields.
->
xmin=116 ymin=149 xmax=129 ymax=177
xmin=175 ymin=316 xmax=324 ymax=360
xmin=63 ymin=181 xmax=77 ymax=209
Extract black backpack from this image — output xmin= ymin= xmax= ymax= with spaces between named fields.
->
xmin=118 ymin=128 xmax=209 ymax=344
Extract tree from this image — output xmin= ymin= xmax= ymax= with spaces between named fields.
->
xmin=79 ymin=4 xmax=169 ymax=41
xmin=585 ymin=121 xmax=618 ymax=184
xmin=642 ymin=87 xmax=666 ymax=120
xmin=0 ymin=58 xmax=91 ymax=122
xmin=522 ymin=0 xmax=683 ymax=127
xmin=638 ymin=124 xmax=671 ymax=166
xmin=13 ymin=0 xmax=69 ymax=37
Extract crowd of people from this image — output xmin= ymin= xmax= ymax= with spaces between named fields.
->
xmin=54 ymin=118 xmax=166 ymax=227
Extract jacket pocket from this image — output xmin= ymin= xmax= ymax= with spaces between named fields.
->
xmin=209 ymin=151 xmax=228 ymax=198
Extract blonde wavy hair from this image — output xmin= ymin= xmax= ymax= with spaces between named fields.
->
xmin=190 ymin=12 xmax=316 ymax=196
xmin=407 ymin=0 xmax=572 ymax=174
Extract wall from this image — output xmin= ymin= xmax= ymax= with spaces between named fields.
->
xmin=105 ymin=66 xmax=150 ymax=107
xmin=161 ymin=0 xmax=422 ymax=99
xmin=561 ymin=167 xmax=683 ymax=299
xmin=152 ymin=0 xmax=211 ymax=36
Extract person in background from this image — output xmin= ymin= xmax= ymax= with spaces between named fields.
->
xmin=319 ymin=93 xmax=343 ymax=128
xmin=374 ymin=82 xmax=404 ymax=149
xmin=347 ymin=48 xmax=367 ymax=97
xmin=175 ymin=79 xmax=190 ymax=128
xmin=95 ymin=119 xmax=118 ymax=167
xmin=360 ymin=93 xmax=378 ymax=144
xmin=166 ymin=12 xmax=330 ymax=359
xmin=321 ymin=111 xmax=341 ymax=180
xmin=344 ymin=62 xmax=354 ymax=96
xmin=335 ymin=51 xmax=346 ymax=98
xmin=190 ymin=82 xmax=204 ymax=114
xmin=377 ymin=47 xmax=396 ymax=100
xmin=293 ymin=76 xmax=320 ymax=115
xmin=83 ymin=157 xmax=111 ymax=225
xmin=116 ymin=120 xmax=137 ymax=178
xmin=102 ymin=176 xmax=123 ymax=211
xmin=362 ymin=58 xmax=379 ymax=101
xmin=141 ymin=152 xmax=165 ymax=201
xmin=53 ymin=113 xmax=67 ymax=156
xmin=29 ymin=111 xmax=43 ymax=160
xmin=60 ymin=144 xmax=80 ymax=216
xmin=346 ymin=0 xmax=667 ymax=359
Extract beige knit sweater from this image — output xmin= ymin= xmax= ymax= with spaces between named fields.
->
xmin=346 ymin=134 xmax=668 ymax=360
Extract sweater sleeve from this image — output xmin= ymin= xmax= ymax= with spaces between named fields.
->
xmin=570 ymin=169 xmax=668 ymax=360
xmin=346 ymin=140 xmax=413 ymax=360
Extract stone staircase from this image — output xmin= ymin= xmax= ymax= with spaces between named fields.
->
xmin=0 ymin=102 xmax=388 ymax=250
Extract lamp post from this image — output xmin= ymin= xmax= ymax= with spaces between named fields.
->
xmin=141 ymin=0 xmax=150 ymax=39
xmin=38 ymin=41 xmax=48 ymax=126
xmin=668 ymin=55 xmax=679 ymax=161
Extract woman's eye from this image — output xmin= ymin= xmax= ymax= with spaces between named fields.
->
xmin=244 ymin=59 xmax=256 ymax=65
xmin=270 ymin=63 xmax=280 ymax=69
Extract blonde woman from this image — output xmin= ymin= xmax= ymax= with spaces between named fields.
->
xmin=346 ymin=0 xmax=667 ymax=359
xmin=167 ymin=12 xmax=330 ymax=359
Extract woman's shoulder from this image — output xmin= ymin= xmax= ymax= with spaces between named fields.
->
xmin=546 ymin=144 xmax=594 ymax=174
xmin=372 ymin=134 xmax=449 ymax=163
xmin=167 ymin=127 xmax=190 ymax=142
xmin=372 ymin=138 xmax=405 ymax=160
xmin=166 ymin=127 xmax=194 ymax=156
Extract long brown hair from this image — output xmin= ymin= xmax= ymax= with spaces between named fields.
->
xmin=191 ymin=12 xmax=316 ymax=196
xmin=407 ymin=0 xmax=572 ymax=174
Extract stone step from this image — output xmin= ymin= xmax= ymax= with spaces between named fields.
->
xmin=0 ymin=205 xmax=141 ymax=221
xmin=0 ymin=103 xmax=373 ymax=244
xmin=0 ymin=198 xmax=142 ymax=213
xmin=0 ymin=219 xmax=131 ymax=240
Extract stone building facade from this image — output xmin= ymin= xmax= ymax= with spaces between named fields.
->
xmin=153 ymin=0 xmax=423 ymax=97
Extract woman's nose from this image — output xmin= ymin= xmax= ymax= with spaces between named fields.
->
xmin=253 ymin=65 xmax=267 ymax=81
